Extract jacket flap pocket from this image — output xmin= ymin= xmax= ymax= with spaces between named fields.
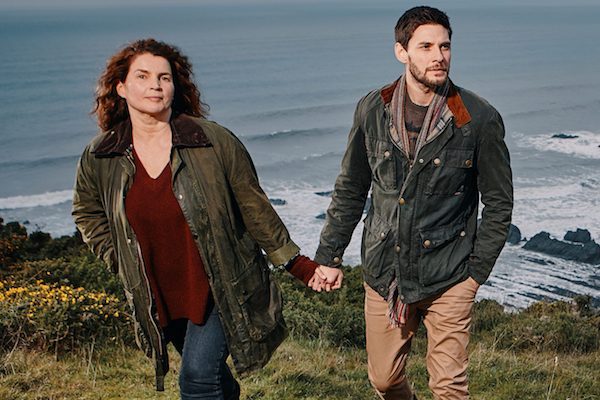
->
xmin=419 ymin=222 xmax=465 ymax=250
xmin=439 ymin=148 xmax=474 ymax=168
xmin=232 ymin=266 xmax=264 ymax=304
xmin=364 ymin=212 xmax=393 ymax=241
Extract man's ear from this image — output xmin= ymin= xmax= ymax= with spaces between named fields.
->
xmin=394 ymin=42 xmax=408 ymax=64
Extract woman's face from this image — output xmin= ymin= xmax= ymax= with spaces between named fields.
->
xmin=117 ymin=53 xmax=175 ymax=120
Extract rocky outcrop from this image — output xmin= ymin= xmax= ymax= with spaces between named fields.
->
xmin=506 ymin=224 xmax=522 ymax=244
xmin=268 ymin=198 xmax=287 ymax=206
xmin=551 ymin=133 xmax=579 ymax=139
xmin=523 ymin=231 xmax=600 ymax=265
xmin=564 ymin=228 xmax=592 ymax=244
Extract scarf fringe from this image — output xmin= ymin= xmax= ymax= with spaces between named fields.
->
xmin=387 ymin=278 xmax=409 ymax=327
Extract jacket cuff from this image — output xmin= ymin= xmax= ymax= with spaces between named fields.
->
xmin=268 ymin=240 xmax=301 ymax=267
xmin=314 ymin=251 xmax=343 ymax=267
xmin=467 ymin=256 xmax=491 ymax=285
xmin=286 ymin=255 xmax=319 ymax=286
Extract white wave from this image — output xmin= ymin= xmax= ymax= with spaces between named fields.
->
xmin=0 ymin=190 xmax=73 ymax=210
xmin=515 ymin=130 xmax=600 ymax=159
xmin=511 ymin=174 xmax=600 ymax=241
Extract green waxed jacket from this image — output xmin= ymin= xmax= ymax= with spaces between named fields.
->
xmin=315 ymin=78 xmax=513 ymax=303
xmin=72 ymin=114 xmax=298 ymax=391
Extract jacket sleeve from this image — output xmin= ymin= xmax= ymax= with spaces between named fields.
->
xmin=220 ymin=132 xmax=300 ymax=267
xmin=314 ymin=99 xmax=372 ymax=266
xmin=469 ymin=109 xmax=513 ymax=284
xmin=72 ymin=146 xmax=118 ymax=273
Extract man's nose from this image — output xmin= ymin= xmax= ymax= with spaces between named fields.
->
xmin=432 ymin=46 xmax=445 ymax=61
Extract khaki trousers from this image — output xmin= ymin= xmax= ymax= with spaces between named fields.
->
xmin=364 ymin=277 xmax=479 ymax=400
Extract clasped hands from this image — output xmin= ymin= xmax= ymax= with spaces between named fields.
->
xmin=308 ymin=265 xmax=344 ymax=292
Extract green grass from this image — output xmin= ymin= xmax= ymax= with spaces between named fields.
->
xmin=1 ymin=224 xmax=598 ymax=399
xmin=1 ymin=338 xmax=598 ymax=400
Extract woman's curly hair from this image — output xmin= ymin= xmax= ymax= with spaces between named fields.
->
xmin=92 ymin=38 xmax=209 ymax=131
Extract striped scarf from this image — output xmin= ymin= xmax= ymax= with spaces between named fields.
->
xmin=386 ymin=75 xmax=450 ymax=328
xmin=390 ymin=75 xmax=450 ymax=160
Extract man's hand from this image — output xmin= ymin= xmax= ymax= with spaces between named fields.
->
xmin=308 ymin=265 xmax=344 ymax=292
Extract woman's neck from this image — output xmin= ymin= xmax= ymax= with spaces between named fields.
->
xmin=129 ymin=108 xmax=172 ymax=138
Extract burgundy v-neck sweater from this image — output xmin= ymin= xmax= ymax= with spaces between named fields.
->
xmin=125 ymin=154 xmax=318 ymax=328
xmin=125 ymin=155 xmax=211 ymax=327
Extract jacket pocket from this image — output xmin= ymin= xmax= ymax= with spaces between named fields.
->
xmin=417 ymin=222 xmax=466 ymax=286
xmin=366 ymin=138 xmax=397 ymax=191
xmin=425 ymin=148 xmax=474 ymax=196
xmin=232 ymin=263 xmax=283 ymax=341
xmin=361 ymin=212 xmax=394 ymax=279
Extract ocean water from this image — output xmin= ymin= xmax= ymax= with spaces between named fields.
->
xmin=1 ymin=0 xmax=598 ymax=309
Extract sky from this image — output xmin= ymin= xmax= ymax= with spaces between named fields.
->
xmin=1 ymin=0 xmax=599 ymax=9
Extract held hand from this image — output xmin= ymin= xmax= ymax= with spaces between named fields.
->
xmin=308 ymin=271 xmax=326 ymax=292
xmin=315 ymin=265 xmax=344 ymax=292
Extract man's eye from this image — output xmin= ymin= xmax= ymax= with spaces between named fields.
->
xmin=161 ymin=76 xmax=172 ymax=82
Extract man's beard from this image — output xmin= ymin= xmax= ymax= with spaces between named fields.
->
xmin=408 ymin=61 xmax=449 ymax=89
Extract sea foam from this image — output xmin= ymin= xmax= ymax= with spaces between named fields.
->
xmin=0 ymin=190 xmax=73 ymax=210
xmin=516 ymin=130 xmax=600 ymax=159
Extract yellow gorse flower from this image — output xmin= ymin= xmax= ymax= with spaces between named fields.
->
xmin=0 ymin=279 xmax=124 ymax=321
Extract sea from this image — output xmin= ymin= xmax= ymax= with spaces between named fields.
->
xmin=0 ymin=0 xmax=598 ymax=309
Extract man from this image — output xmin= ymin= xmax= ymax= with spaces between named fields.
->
xmin=315 ymin=6 xmax=513 ymax=399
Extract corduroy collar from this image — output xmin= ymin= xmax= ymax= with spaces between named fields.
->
xmin=380 ymin=77 xmax=471 ymax=128
xmin=92 ymin=113 xmax=212 ymax=157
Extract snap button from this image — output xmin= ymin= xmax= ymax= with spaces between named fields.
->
xmin=400 ymin=295 xmax=405 ymax=301
xmin=418 ymin=158 xmax=424 ymax=164
xmin=398 ymin=197 xmax=406 ymax=205
xmin=433 ymin=158 xmax=441 ymax=166
xmin=333 ymin=256 xmax=341 ymax=264
xmin=465 ymin=159 xmax=473 ymax=167
xmin=423 ymin=239 xmax=432 ymax=248
xmin=384 ymin=150 xmax=391 ymax=158
xmin=126 ymin=238 xmax=132 ymax=244
xmin=395 ymin=245 xmax=401 ymax=253
xmin=178 ymin=194 xmax=183 ymax=200
xmin=380 ymin=232 xmax=386 ymax=240
xmin=460 ymin=231 xmax=466 ymax=237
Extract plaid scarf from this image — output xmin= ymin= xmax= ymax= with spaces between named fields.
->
xmin=386 ymin=75 xmax=450 ymax=327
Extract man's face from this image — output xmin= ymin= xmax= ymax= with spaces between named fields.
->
xmin=395 ymin=24 xmax=451 ymax=89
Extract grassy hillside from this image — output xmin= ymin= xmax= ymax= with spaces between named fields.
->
xmin=1 ymin=219 xmax=598 ymax=399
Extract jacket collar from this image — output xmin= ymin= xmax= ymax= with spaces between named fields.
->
xmin=380 ymin=77 xmax=472 ymax=128
xmin=92 ymin=113 xmax=212 ymax=157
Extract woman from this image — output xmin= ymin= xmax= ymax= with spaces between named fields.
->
xmin=72 ymin=38 xmax=339 ymax=399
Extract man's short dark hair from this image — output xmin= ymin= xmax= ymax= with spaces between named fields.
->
xmin=395 ymin=6 xmax=452 ymax=49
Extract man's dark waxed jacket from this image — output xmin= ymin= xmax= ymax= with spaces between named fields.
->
xmin=72 ymin=114 xmax=299 ymax=391
xmin=315 ymin=78 xmax=513 ymax=303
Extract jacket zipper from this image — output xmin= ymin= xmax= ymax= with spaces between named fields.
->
xmin=124 ymin=147 xmax=165 ymax=363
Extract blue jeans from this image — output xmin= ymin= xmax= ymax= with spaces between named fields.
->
xmin=169 ymin=309 xmax=240 ymax=399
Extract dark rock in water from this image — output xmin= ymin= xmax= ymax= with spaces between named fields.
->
xmin=506 ymin=224 xmax=522 ymax=244
xmin=315 ymin=212 xmax=326 ymax=220
xmin=523 ymin=256 xmax=553 ymax=265
xmin=269 ymin=198 xmax=287 ymax=206
xmin=315 ymin=190 xmax=333 ymax=197
xmin=523 ymin=231 xmax=600 ymax=265
xmin=564 ymin=228 xmax=592 ymax=244
xmin=551 ymin=133 xmax=579 ymax=139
